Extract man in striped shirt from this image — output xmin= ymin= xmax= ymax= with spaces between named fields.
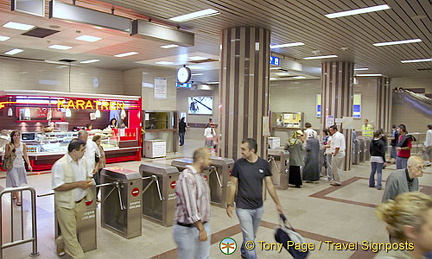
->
xmin=173 ymin=148 xmax=211 ymax=259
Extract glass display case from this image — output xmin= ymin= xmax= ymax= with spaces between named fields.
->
xmin=144 ymin=111 xmax=175 ymax=130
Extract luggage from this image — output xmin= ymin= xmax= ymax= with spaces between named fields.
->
xmin=274 ymin=214 xmax=309 ymax=259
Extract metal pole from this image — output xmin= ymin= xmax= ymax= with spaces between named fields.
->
xmin=30 ymin=188 xmax=39 ymax=257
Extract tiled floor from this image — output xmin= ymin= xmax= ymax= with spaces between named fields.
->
xmin=0 ymin=139 xmax=431 ymax=259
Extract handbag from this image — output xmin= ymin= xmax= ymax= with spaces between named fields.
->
xmin=2 ymin=151 xmax=16 ymax=171
xmin=95 ymin=153 xmax=100 ymax=163
xmin=274 ymin=214 xmax=309 ymax=259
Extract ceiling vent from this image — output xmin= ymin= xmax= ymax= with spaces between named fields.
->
xmin=22 ymin=27 xmax=59 ymax=38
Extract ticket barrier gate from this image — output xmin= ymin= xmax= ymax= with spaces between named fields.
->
xmin=363 ymin=138 xmax=371 ymax=161
xmin=358 ymin=138 xmax=365 ymax=162
xmin=139 ymin=162 xmax=179 ymax=227
xmin=38 ymin=186 xmax=97 ymax=253
xmin=171 ymin=157 xmax=233 ymax=207
xmin=100 ymin=167 xmax=143 ymax=239
xmin=268 ymin=148 xmax=289 ymax=190
xmin=352 ymin=139 xmax=360 ymax=165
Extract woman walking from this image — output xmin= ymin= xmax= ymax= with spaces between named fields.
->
xmin=4 ymin=130 xmax=32 ymax=206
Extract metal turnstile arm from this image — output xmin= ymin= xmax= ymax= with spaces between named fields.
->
xmin=115 ymin=182 xmax=126 ymax=211
xmin=209 ymin=166 xmax=223 ymax=188
xmin=142 ymin=175 xmax=163 ymax=201
xmin=99 ymin=181 xmax=126 ymax=211
xmin=267 ymin=156 xmax=280 ymax=172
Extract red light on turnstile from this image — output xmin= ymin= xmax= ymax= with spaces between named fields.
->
xmin=131 ymin=187 xmax=140 ymax=196
xmin=228 ymin=170 xmax=232 ymax=176
xmin=85 ymin=200 xmax=93 ymax=206
xmin=203 ymin=175 xmax=208 ymax=181
xmin=170 ymin=181 xmax=177 ymax=189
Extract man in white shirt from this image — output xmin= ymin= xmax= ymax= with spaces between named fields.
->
xmin=51 ymin=139 xmax=93 ymax=258
xmin=424 ymin=124 xmax=432 ymax=166
xmin=329 ymin=125 xmax=346 ymax=186
xmin=304 ymin=122 xmax=317 ymax=140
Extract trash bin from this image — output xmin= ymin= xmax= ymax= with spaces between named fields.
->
xmin=100 ymin=167 xmax=143 ymax=239
xmin=54 ymin=185 xmax=97 ymax=252
xmin=143 ymin=139 xmax=166 ymax=158
xmin=268 ymin=148 xmax=289 ymax=190
xmin=139 ymin=162 xmax=179 ymax=227
xmin=208 ymin=157 xmax=234 ymax=207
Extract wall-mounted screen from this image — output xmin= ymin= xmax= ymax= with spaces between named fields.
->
xmin=188 ymin=96 xmax=213 ymax=115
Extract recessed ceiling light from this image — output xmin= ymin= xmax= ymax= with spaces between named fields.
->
xmin=49 ymin=45 xmax=72 ymax=50
xmin=80 ymin=59 xmax=100 ymax=64
xmin=373 ymin=39 xmax=422 ymax=47
xmin=75 ymin=35 xmax=102 ymax=42
xmin=292 ymin=76 xmax=306 ymax=79
xmin=189 ymin=56 xmax=208 ymax=61
xmin=355 ymin=74 xmax=383 ymax=77
xmin=303 ymin=55 xmax=338 ymax=60
xmin=2 ymin=21 xmax=35 ymax=30
xmin=170 ymin=9 xmax=219 ymax=22
xmin=401 ymin=58 xmax=432 ymax=63
xmin=0 ymin=35 xmax=10 ymax=41
xmin=114 ymin=52 xmax=138 ymax=57
xmin=155 ymin=61 xmax=174 ymax=65
xmin=325 ymin=4 xmax=390 ymax=19
xmin=4 ymin=48 xmax=23 ymax=55
xmin=161 ymin=44 xmax=178 ymax=48
xmin=270 ymin=42 xmax=304 ymax=48
xmin=354 ymin=67 xmax=369 ymax=71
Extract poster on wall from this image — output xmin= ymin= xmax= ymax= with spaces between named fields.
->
xmin=188 ymin=97 xmax=213 ymax=115
xmin=154 ymin=77 xmax=167 ymax=99
xmin=262 ymin=116 xmax=270 ymax=136
xmin=326 ymin=115 xmax=334 ymax=128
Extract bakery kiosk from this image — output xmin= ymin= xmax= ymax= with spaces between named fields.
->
xmin=0 ymin=90 xmax=142 ymax=171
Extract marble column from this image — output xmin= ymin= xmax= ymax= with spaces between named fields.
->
xmin=219 ymin=27 xmax=270 ymax=160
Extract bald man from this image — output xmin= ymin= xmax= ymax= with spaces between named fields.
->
xmin=382 ymin=156 xmax=425 ymax=202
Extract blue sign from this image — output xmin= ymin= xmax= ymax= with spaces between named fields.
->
xmin=177 ymin=83 xmax=192 ymax=88
xmin=270 ymin=56 xmax=281 ymax=66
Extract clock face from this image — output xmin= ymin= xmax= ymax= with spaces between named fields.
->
xmin=177 ymin=67 xmax=191 ymax=83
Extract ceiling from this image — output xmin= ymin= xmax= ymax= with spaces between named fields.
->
xmin=0 ymin=0 xmax=430 ymax=84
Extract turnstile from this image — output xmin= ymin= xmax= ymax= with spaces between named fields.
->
xmin=358 ymin=138 xmax=365 ymax=162
xmin=101 ymin=167 xmax=143 ymax=239
xmin=363 ymin=138 xmax=371 ymax=161
xmin=171 ymin=157 xmax=234 ymax=207
xmin=53 ymin=185 xmax=97 ymax=252
xmin=352 ymin=139 xmax=360 ymax=165
xmin=268 ymin=148 xmax=289 ymax=190
xmin=139 ymin=162 xmax=179 ymax=227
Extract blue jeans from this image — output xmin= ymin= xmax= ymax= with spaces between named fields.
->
xmin=173 ymin=222 xmax=211 ymax=259
xmin=236 ymin=207 xmax=264 ymax=259
xmin=369 ymin=162 xmax=383 ymax=189
xmin=179 ymin=132 xmax=185 ymax=146
xmin=396 ymin=157 xmax=408 ymax=169
xmin=390 ymin=146 xmax=397 ymax=159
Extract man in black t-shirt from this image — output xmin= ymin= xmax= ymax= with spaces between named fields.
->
xmin=226 ymin=138 xmax=283 ymax=259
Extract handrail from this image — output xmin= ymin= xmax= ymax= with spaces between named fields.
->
xmin=0 ymin=186 xmax=39 ymax=258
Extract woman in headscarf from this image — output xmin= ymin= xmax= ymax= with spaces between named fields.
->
xmin=284 ymin=130 xmax=305 ymax=188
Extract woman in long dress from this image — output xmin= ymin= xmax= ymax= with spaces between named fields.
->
xmin=285 ymin=130 xmax=305 ymax=188
xmin=303 ymin=136 xmax=321 ymax=182
xmin=4 ymin=130 xmax=32 ymax=206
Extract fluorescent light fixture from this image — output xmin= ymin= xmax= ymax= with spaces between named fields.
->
xmin=207 ymin=81 xmax=219 ymax=84
xmin=303 ymin=55 xmax=338 ymax=60
xmin=155 ymin=61 xmax=174 ymax=65
xmin=75 ymin=35 xmax=102 ymax=42
xmin=49 ymin=45 xmax=72 ymax=50
xmin=270 ymin=78 xmax=278 ymax=80
xmin=292 ymin=76 xmax=306 ymax=79
xmin=355 ymin=74 xmax=383 ymax=77
xmin=189 ymin=65 xmax=204 ymax=70
xmin=270 ymin=67 xmax=281 ymax=70
xmin=192 ymin=73 xmax=204 ymax=76
xmin=2 ymin=21 xmax=35 ymax=30
xmin=80 ymin=59 xmax=100 ymax=64
xmin=373 ymin=39 xmax=421 ymax=47
xmin=275 ymin=72 xmax=290 ymax=76
xmin=189 ymin=56 xmax=208 ymax=61
xmin=0 ymin=35 xmax=10 ymax=41
xmin=170 ymin=9 xmax=219 ymax=22
xmin=5 ymin=48 xmax=24 ymax=55
xmin=114 ymin=52 xmax=138 ymax=57
xmin=161 ymin=44 xmax=178 ymax=48
xmin=401 ymin=58 xmax=432 ymax=63
xmin=325 ymin=4 xmax=390 ymax=18
xmin=354 ymin=67 xmax=369 ymax=71
xmin=270 ymin=42 xmax=304 ymax=48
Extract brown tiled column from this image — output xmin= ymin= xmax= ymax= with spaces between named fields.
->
xmin=219 ymin=27 xmax=270 ymax=160
xmin=376 ymin=77 xmax=391 ymax=133
xmin=321 ymin=61 xmax=354 ymax=170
